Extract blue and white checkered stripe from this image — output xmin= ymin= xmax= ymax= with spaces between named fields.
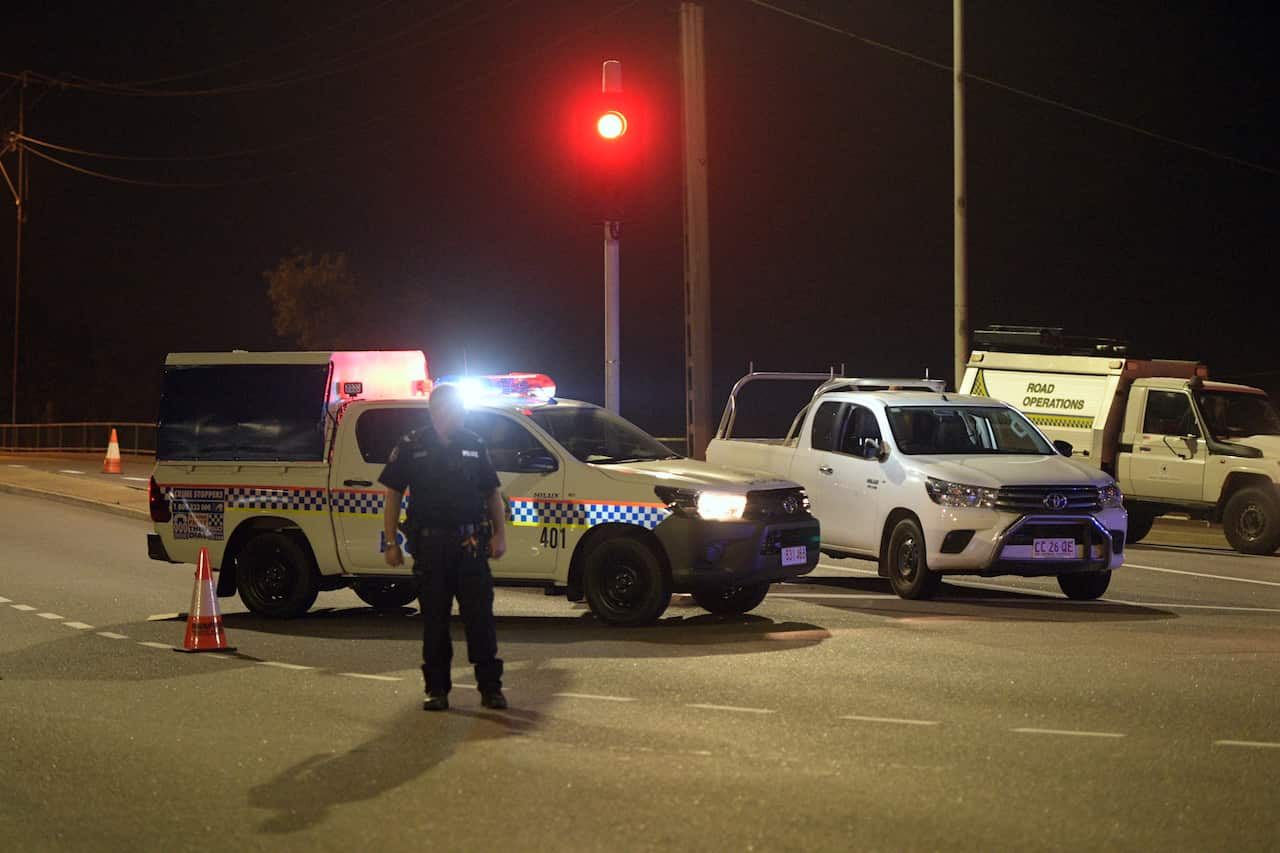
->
xmin=226 ymin=487 xmax=328 ymax=512
xmin=329 ymin=490 xmax=410 ymax=516
xmin=508 ymin=498 xmax=670 ymax=530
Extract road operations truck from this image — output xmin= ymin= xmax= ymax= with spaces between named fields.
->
xmin=961 ymin=326 xmax=1280 ymax=554
xmin=705 ymin=372 xmax=1127 ymax=600
xmin=146 ymin=351 xmax=819 ymax=625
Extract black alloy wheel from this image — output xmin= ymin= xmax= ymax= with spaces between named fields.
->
xmin=236 ymin=533 xmax=319 ymax=618
xmin=691 ymin=582 xmax=771 ymax=615
xmin=583 ymin=537 xmax=671 ymax=626
xmin=886 ymin=518 xmax=941 ymax=600
xmin=1057 ymin=570 xmax=1112 ymax=600
xmin=1223 ymin=487 xmax=1280 ymax=555
xmin=353 ymin=579 xmax=420 ymax=610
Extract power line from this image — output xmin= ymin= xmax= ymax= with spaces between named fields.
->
xmin=17 ymin=133 xmax=278 ymax=162
xmin=743 ymin=0 xmax=1280 ymax=179
xmin=18 ymin=0 xmax=647 ymax=190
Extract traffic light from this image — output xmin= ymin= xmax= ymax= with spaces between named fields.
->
xmin=569 ymin=63 xmax=649 ymax=222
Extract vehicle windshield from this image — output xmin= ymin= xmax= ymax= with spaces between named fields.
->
xmin=1195 ymin=390 xmax=1280 ymax=437
xmin=886 ymin=405 xmax=1055 ymax=455
xmin=526 ymin=406 xmax=681 ymax=464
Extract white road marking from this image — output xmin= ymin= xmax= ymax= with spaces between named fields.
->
xmin=11 ymin=604 xmax=36 ymax=611
xmin=138 ymin=641 xmax=175 ymax=650
xmin=1125 ymin=562 xmax=1280 ymax=588
xmin=57 ymin=469 xmax=86 ymax=475
xmin=7 ymin=463 xmax=27 ymax=468
xmin=123 ymin=476 xmax=150 ymax=482
xmin=63 ymin=622 xmax=94 ymax=630
xmin=147 ymin=613 xmax=182 ymax=621
xmin=840 ymin=714 xmax=941 ymax=726
xmin=1106 ymin=599 xmax=1280 ymax=615
xmin=1214 ymin=740 xmax=1280 ymax=750
xmin=1012 ymin=727 xmax=1125 ymax=739
xmin=815 ymin=563 xmax=878 ymax=575
xmin=687 ymin=703 xmax=776 ymax=715
xmin=97 ymin=631 xmax=129 ymax=640
xmin=37 ymin=612 xmax=65 ymax=620
xmin=554 ymin=692 xmax=636 ymax=703
xmin=0 ymin=596 xmax=9 ymax=603
xmin=256 ymin=661 xmax=315 ymax=671
xmin=340 ymin=672 xmax=402 ymax=682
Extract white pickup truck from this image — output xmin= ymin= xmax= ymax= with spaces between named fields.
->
xmin=706 ymin=373 xmax=1128 ymax=600
xmin=147 ymin=352 xmax=820 ymax=626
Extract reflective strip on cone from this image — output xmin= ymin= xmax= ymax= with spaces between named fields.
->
xmin=178 ymin=547 xmax=236 ymax=653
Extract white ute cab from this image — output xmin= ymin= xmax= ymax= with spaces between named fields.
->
xmin=706 ymin=372 xmax=1128 ymax=600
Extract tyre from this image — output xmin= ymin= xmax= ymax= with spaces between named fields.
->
xmin=1223 ymin=487 xmax=1280 ymax=555
xmin=237 ymin=533 xmax=320 ymax=618
xmin=691 ymin=582 xmax=770 ymax=616
xmin=885 ymin=518 xmax=941 ymax=600
xmin=1058 ymin=571 xmax=1111 ymax=600
xmin=353 ymin=579 xmax=419 ymax=611
xmin=1124 ymin=506 xmax=1156 ymax=544
xmin=583 ymin=536 xmax=671 ymax=626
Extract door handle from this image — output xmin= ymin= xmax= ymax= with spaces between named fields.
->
xmin=1137 ymin=446 xmax=1151 ymax=452
xmin=343 ymin=479 xmax=373 ymax=487
xmin=818 ymin=465 xmax=834 ymax=475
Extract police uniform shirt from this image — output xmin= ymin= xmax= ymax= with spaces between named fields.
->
xmin=378 ymin=424 xmax=501 ymax=527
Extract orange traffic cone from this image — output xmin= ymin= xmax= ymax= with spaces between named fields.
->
xmin=102 ymin=428 xmax=123 ymax=474
xmin=178 ymin=548 xmax=236 ymax=653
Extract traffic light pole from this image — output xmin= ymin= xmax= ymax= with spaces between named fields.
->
xmin=604 ymin=219 xmax=621 ymax=414
xmin=602 ymin=60 xmax=623 ymax=414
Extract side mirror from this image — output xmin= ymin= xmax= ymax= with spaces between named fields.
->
xmin=863 ymin=438 xmax=889 ymax=462
xmin=1053 ymin=440 xmax=1073 ymax=457
xmin=514 ymin=447 xmax=558 ymax=473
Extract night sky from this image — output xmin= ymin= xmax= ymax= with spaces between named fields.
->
xmin=4 ymin=1 xmax=1278 ymax=438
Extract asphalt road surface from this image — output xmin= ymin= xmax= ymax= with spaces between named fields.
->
xmin=2 ymin=492 xmax=1277 ymax=851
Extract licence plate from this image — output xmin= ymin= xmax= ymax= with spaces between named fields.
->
xmin=1032 ymin=538 xmax=1077 ymax=559
xmin=781 ymin=545 xmax=807 ymax=566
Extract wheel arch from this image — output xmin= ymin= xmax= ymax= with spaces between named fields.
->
xmin=218 ymin=516 xmax=320 ymax=597
xmin=877 ymin=507 xmax=923 ymax=578
xmin=1215 ymin=473 xmax=1277 ymax=522
xmin=566 ymin=523 xmax=671 ymax=601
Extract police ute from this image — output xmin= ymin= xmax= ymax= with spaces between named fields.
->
xmin=147 ymin=351 xmax=820 ymax=625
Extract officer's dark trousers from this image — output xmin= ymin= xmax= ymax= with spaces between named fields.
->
xmin=413 ymin=536 xmax=503 ymax=696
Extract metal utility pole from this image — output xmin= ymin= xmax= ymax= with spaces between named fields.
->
xmin=680 ymin=2 xmax=712 ymax=459
xmin=953 ymin=0 xmax=969 ymax=392
xmin=602 ymin=60 xmax=622 ymax=414
xmin=2 ymin=73 xmax=28 ymax=424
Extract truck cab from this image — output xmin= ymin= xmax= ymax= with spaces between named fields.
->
xmin=148 ymin=353 xmax=820 ymax=625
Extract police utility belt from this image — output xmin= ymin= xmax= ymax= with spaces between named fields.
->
xmin=410 ymin=522 xmax=489 ymax=540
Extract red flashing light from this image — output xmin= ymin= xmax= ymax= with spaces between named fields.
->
xmin=597 ymin=111 xmax=627 ymax=140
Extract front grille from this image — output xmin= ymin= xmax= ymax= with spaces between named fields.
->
xmin=996 ymin=485 xmax=1100 ymax=513
xmin=745 ymin=487 xmax=811 ymax=521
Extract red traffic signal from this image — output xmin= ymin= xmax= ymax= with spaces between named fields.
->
xmin=596 ymin=110 xmax=627 ymax=140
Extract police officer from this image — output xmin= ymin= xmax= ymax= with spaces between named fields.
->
xmin=379 ymin=383 xmax=508 ymax=712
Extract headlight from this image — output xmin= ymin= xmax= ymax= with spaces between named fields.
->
xmin=925 ymin=477 xmax=998 ymax=509
xmin=654 ymin=486 xmax=747 ymax=521
xmin=1098 ymin=483 xmax=1124 ymax=508
xmin=695 ymin=491 xmax=747 ymax=521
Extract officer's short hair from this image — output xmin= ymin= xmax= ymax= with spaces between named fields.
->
xmin=430 ymin=383 xmax=463 ymax=408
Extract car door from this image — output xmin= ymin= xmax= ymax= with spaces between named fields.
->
xmin=1127 ymin=389 xmax=1208 ymax=501
xmin=331 ymin=404 xmax=430 ymax=573
xmin=465 ymin=409 xmax=565 ymax=578
xmin=795 ymin=400 xmax=863 ymax=550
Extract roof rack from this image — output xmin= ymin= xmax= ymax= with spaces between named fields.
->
xmin=972 ymin=325 xmax=1130 ymax=357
